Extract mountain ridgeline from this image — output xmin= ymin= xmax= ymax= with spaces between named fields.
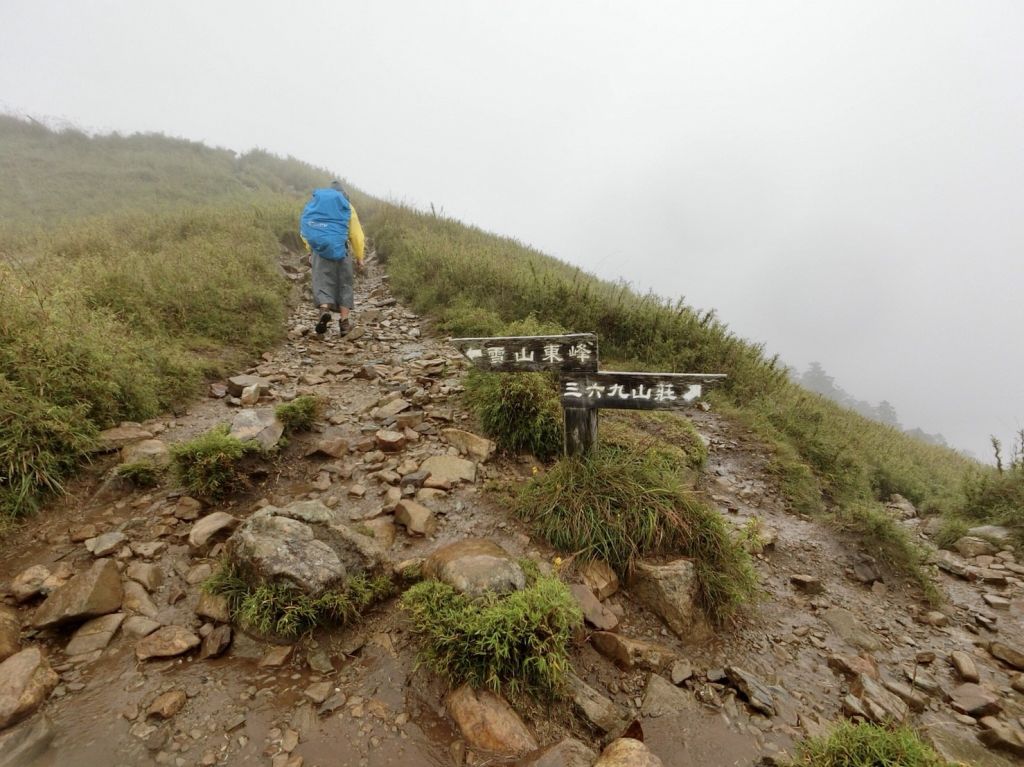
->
xmin=0 ymin=114 xmax=1017 ymax=563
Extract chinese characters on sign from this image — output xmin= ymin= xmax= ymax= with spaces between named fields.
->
xmin=452 ymin=333 xmax=599 ymax=373
xmin=559 ymin=372 xmax=727 ymax=411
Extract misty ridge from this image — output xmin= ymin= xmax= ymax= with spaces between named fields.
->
xmin=793 ymin=362 xmax=950 ymax=450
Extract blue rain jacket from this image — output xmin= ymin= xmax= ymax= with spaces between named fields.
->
xmin=300 ymin=188 xmax=352 ymax=261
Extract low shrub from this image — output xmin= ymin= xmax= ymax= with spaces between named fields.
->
xmin=170 ymin=425 xmax=260 ymax=498
xmin=115 ymin=460 xmax=162 ymax=488
xmin=783 ymin=722 xmax=953 ymax=767
xmin=516 ymin=445 xmax=758 ymax=623
xmin=464 ymin=371 xmax=563 ymax=461
xmin=275 ymin=395 xmax=322 ymax=432
xmin=401 ymin=570 xmax=582 ymax=698
xmin=204 ymin=563 xmax=393 ymax=639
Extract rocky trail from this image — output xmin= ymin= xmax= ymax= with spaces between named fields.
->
xmin=1 ymin=254 xmax=1023 ymax=767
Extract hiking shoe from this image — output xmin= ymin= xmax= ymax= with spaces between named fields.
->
xmin=338 ymin=317 xmax=351 ymax=335
xmin=315 ymin=313 xmax=331 ymax=335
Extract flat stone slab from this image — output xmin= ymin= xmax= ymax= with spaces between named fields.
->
xmin=120 ymin=439 xmax=170 ymax=467
xmin=446 ymin=684 xmax=537 ymax=757
xmin=419 ymin=455 xmax=476 ymax=485
xmin=0 ymin=648 xmax=59 ymax=730
xmin=822 ymin=607 xmax=882 ymax=652
xmin=229 ymin=408 xmax=283 ymax=451
xmin=135 ymin=626 xmax=200 ymax=661
xmin=65 ymin=613 xmax=125 ymax=656
xmin=33 ymin=559 xmax=123 ymax=629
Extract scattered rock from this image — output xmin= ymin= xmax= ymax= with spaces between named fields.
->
xmin=123 ymin=581 xmax=159 ymax=618
xmin=196 ymin=592 xmax=231 ymax=624
xmin=306 ymin=437 xmax=348 ymax=459
xmin=983 ymin=594 xmax=1010 ymax=610
xmin=790 ymin=574 xmax=824 ymax=594
xmin=394 ymin=500 xmax=436 ymax=536
xmin=954 ymin=536 xmax=997 ymax=558
xmin=239 ymin=384 xmax=260 ymax=406
xmin=989 ymin=641 xmax=1024 ymax=671
xmin=441 ymin=428 xmax=496 ymax=462
xmin=880 ymin=677 xmax=928 ymax=712
xmin=419 ymin=455 xmax=477 ymax=486
xmin=591 ymin=632 xmax=675 ymax=671
xmin=65 ymin=613 xmax=125 ymax=656
xmin=229 ymin=408 xmax=284 ymax=451
xmin=630 ymin=560 xmax=707 ymax=640
xmin=97 ymin=422 xmax=154 ymax=451
xmin=135 ymin=626 xmax=200 ymax=661
xmin=594 ymin=738 xmax=664 ymax=767
xmin=0 ymin=713 xmax=55 ymax=767
xmin=172 ymin=496 xmax=203 ymax=521
xmin=725 ymin=666 xmax=776 ymax=716
xmin=422 ymin=539 xmax=525 ymax=597
xmin=579 ymin=560 xmax=618 ymax=600
xmin=375 ymin=430 xmax=407 ymax=452
xmin=885 ymin=495 xmax=917 ymax=520
xmin=827 ymin=653 xmax=879 ymax=680
xmin=852 ymin=559 xmax=884 ymax=585
xmin=565 ymin=673 xmax=627 ymax=734
xmin=304 ymin=681 xmax=333 ymax=704
xmin=0 ymin=609 xmax=19 ymax=663
xmin=920 ymin=611 xmax=948 ymax=627
xmin=122 ymin=616 xmax=161 ymax=638
xmin=147 ymin=690 xmax=187 ymax=720
xmin=227 ymin=375 xmax=270 ymax=398
xmin=9 ymin=566 xmax=51 ymax=604
xmin=85 ymin=531 xmax=127 ymax=557
xmin=670 ymin=658 xmax=694 ymax=684
xmin=374 ymin=398 xmax=411 ymax=420
xmin=258 ymin=645 xmax=293 ymax=668
xmin=188 ymin=512 xmax=240 ymax=551
xmin=446 ymin=684 xmax=538 ymax=757
xmin=642 ymin=673 xmax=695 ymax=718
xmin=968 ymin=526 xmax=1013 ymax=548
xmin=850 ymin=674 xmax=909 ymax=724
xmin=569 ymin=585 xmax=618 ymax=631
xmin=126 ymin=562 xmax=163 ymax=592
xmin=926 ymin=722 xmax=1017 ymax=767
xmin=949 ymin=682 xmax=1001 ymax=718
xmin=978 ymin=716 xmax=1024 ymax=757
xmin=518 ymin=737 xmax=597 ymax=767
xmin=950 ymin=650 xmax=980 ymax=682
xmin=822 ymin=607 xmax=882 ymax=652
xmin=200 ymin=626 xmax=232 ymax=659
xmin=32 ymin=559 xmax=124 ymax=629
xmin=121 ymin=439 xmax=170 ymax=467
xmin=0 ymin=648 xmax=59 ymax=730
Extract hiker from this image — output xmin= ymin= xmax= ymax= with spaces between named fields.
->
xmin=299 ymin=180 xmax=365 ymax=334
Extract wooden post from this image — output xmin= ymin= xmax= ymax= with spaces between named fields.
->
xmin=564 ymin=406 xmax=599 ymax=457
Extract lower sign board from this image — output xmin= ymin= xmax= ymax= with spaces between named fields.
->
xmin=559 ymin=371 xmax=727 ymax=410
xmin=451 ymin=333 xmax=599 ymax=373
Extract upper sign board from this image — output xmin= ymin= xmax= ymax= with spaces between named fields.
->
xmin=559 ymin=371 xmax=727 ymax=410
xmin=451 ymin=333 xmax=599 ymax=373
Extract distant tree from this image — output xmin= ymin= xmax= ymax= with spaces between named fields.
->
xmin=800 ymin=362 xmax=845 ymax=402
xmin=875 ymin=400 xmax=901 ymax=427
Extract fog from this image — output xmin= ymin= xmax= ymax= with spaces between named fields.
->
xmin=2 ymin=1 xmax=1022 ymax=460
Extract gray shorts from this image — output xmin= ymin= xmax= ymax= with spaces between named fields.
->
xmin=311 ymin=252 xmax=354 ymax=311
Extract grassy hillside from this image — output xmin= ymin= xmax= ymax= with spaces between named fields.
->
xmin=2 ymin=115 xmax=1015 ymax=572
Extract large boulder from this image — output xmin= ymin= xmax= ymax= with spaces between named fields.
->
xmin=32 ymin=559 xmax=123 ymax=629
xmin=629 ymin=560 xmax=708 ymax=640
xmin=0 ymin=648 xmax=58 ymax=730
xmin=188 ymin=512 xmax=240 ymax=551
xmin=229 ymin=408 xmax=284 ymax=451
xmin=227 ymin=375 xmax=270 ymax=398
xmin=135 ymin=626 xmax=200 ymax=661
xmin=967 ymin=525 xmax=1013 ymax=548
xmin=422 ymin=539 xmax=525 ymax=597
xmin=446 ymin=685 xmax=538 ymax=757
xmin=224 ymin=500 xmax=384 ymax=597
xmin=953 ymin=536 xmax=996 ymax=558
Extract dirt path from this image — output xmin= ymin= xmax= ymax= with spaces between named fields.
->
xmin=1 ymin=257 xmax=1022 ymax=767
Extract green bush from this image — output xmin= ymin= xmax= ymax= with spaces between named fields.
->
xmin=401 ymin=572 xmax=582 ymax=698
xmin=275 ymin=395 xmax=322 ymax=432
xmin=784 ymin=722 xmax=953 ymax=767
xmin=115 ymin=461 xmax=162 ymax=488
xmin=205 ymin=563 xmax=392 ymax=639
xmin=516 ymin=445 xmax=758 ymax=623
xmin=464 ymin=371 xmax=563 ymax=461
xmin=170 ymin=425 xmax=260 ymax=498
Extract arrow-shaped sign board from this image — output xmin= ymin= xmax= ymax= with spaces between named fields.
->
xmin=559 ymin=371 xmax=727 ymax=411
xmin=451 ymin=333 xmax=599 ymax=373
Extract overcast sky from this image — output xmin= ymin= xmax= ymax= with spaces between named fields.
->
xmin=2 ymin=1 xmax=1022 ymax=459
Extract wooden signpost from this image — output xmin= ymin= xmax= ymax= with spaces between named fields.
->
xmin=451 ymin=333 xmax=725 ymax=456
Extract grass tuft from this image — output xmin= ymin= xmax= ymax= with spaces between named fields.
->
xmin=783 ymin=722 xmax=954 ymax=767
xmin=516 ymin=444 xmax=757 ymax=624
xmin=401 ymin=572 xmax=582 ymax=698
xmin=170 ymin=425 xmax=260 ymax=499
xmin=275 ymin=395 xmax=322 ymax=432
xmin=204 ymin=562 xmax=393 ymax=639
xmin=115 ymin=460 xmax=162 ymax=488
